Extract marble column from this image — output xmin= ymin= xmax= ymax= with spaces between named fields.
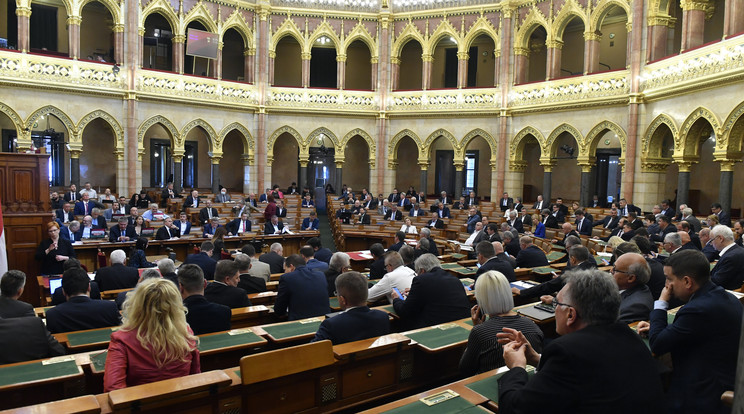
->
xmin=546 ymin=40 xmax=563 ymax=80
xmin=267 ymin=51 xmax=275 ymax=85
xmin=16 ymin=6 xmax=31 ymax=53
xmin=419 ymin=163 xmax=429 ymax=196
xmin=719 ymin=161 xmax=736 ymax=216
xmin=456 ymin=52 xmax=468 ymax=88
xmin=114 ymin=25 xmax=124 ymax=64
xmin=299 ymin=160 xmax=308 ymax=189
xmin=370 ymin=58 xmax=378 ymax=90
xmin=125 ymin=0 xmax=140 ymax=195
xmin=675 ymin=161 xmax=692 ymax=209
xmin=301 ymin=52 xmax=311 ymax=88
xmin=541 ymin=163 xmax=554 ymax=204
xmin=645 ymin=20 xmax=669 ymax=61
xmin=422 ymin=54 xmax=433 ymax=90
xmin=513 ymin=48 xmax=529 ymax=84
xmin=579 ymin=165 xmax=592 ymax=207
xmin=623 ymin=0 xmax=644 ymax=200
xmin=242 ymin=155 xmax=252 ymax=194
xmin=173 ymin=156 xmax=183 ymax=193
xmin=256 ymin=5 xmax=269 ymax=191
xmin=493 ymin=52 xmax=500 ymax=86
xmin=336 ymin=54 xmax=346 ymax=89
xmin=244 ymin=49 xmax=255 ymax=83
xmin=69 ymin=150 xmax=81 ymax=187
xmin=211 ymin=159 xmax=221 ymax=194
xmin=172 ymin=35 xmax=185 ymax=74
xmin=583 ymin=32 xmax=600 ymax=74
xmin=214 ymin=43 xmax=223 ymax=79
xmin=138 ymin=28 xmax=145 ymax=68
xmin=68 ymin=17 xmax=81 ymax=59
xmin=335 ymin=163 xmax=343 ymax=196
xmin=681 ymin=3 xmax=706 ymax=51
xmin=727 ymin=0 xmax=744 ymax=36
xmin=390 ymin=57 xmax=400 ymax=90
xmin=454 ymin=162 xmax=464 ymax=198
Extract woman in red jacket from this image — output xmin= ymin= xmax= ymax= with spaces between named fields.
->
xmin=103 ymin=278 xmax=200 ymax=391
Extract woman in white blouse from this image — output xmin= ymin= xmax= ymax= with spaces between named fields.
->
xmin=400 ymin=217 xmax=418 ymax=234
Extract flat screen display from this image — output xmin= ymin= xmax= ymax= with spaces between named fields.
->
xmin=186 ymin=28 xmax=218 ymax=59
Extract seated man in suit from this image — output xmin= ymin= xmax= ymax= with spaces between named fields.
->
xmin=259 ymin=242 xmax=285 ymax=274
xmin=90 ymin=208 xmax=107 ymax=229
xmin=474 ymin=241 xmax=516 ymax=283
xmin=307 ymin=237 xmax=333 ymax=264
xmin=235 ymin=252 xmax=267 ymax=294
xmin=453 ymin=196 xmax=467 ymax=210
xmin=198 ymin=200 xmax=219 ymax=224
xmin=593 ymin=207 xmax=620 ymax=230
xmin=185 ymin=241 xmax=218 ymax=280
xmin=392 ymin=254 xmax=471 ymax=330
xmin=361 ymin=194 xmax=377 ymax=210
xmin=438 ymin=191 xmax=451 ymax=206
xmin=493 ymin=241 xmax=517 ymax=268
xmin=264 ymin=215 xmax=287 ymax=235
xmin=499 ymin=192 xmax=513 ymax=212
xmin=94 ymin=249 xmax=140 ymax=291
xmin=698 ymin=228 xmax=719 ymax=262
xmin=50 ymin=191 xmax=64 ymax=210
xmin=109 ymin=216 xmax=136 ymax=242
xmin=0 ymin=270 xmax=35 ymax=318
xmin=498 ymin=270 xmax=664 ymax=413
xmin=501 ymin=231 xmax=521 ymax=258
xmin=312 ymin=271 xmax=390 ymax=345
xmin=394 ymin=194 xmax=411 ymax=211
xmin=651 ymin=215 xmax=677 ymax=243
xmin=202 ymin=217 xmax=222 ymax=238
xmin=178 ymin=264 xmax=231 ymax=335
xmin=215 ymin=188 xmax=231 ymax=203
xmin=275 ymin=199 xmax=288 ymax=218
xmin=301 ymin=246 xmax=329 ymax=273
xmin=505 ymin=211 xmax=524 ymax=234
xmin=350 ymin=200 xmax=363 ymax=215
xmin=160 ymin=182 xmax=179 ymax=207
xmin=204 ymin=260 xmax=250 ymax=309
xmin=302 ymin=211 xmax=320 ymax=230
xmin=708 ymin=224 xmax=744 ymax=289
xmin=0 ymin=312 xmax=66 ymax=365
xmin=104 ymin=201 xmax=125 ymax=221
xmin=638 ymin=250 xmax=742 ymax=414
xmin=387 ymin=231 xmax=406 ymax=252
xmin=466 ymin=207 xmax=482 ymax=233
xmin=617 ymin=198 xmax=641 ymax=217
xmin=156 ymin=216 xmax=181 ymax=240
xmin=63 ymin=184 xmax=78 ymax=203
xmin=182 ymin=189 xmax=200 ymax=212
xmin=612 ymin=252 xmax=653 ymax=324
xmin=539 ymin=208 xmax=559 ymax=229
xmin=550 ymin=203 xmax=565 ymax=223
xmin=142 ymin=203 xmax=167 ymax=221
xmin=56 ymin=202 xmax=75 ymax=225
xmin=435 ymin=201 xmax=451 ymax=219
xmin=553 ymin=223 xmax=580 ymax=247
xmin=45 ymin=267 xmax=121 ymax=334
xmin=467 ymin=191 xmax=479 ymax=207
xmin=427 ymin=211 xmax=444 ymax=229
xmin=387 ymin=188 xmax=401 ymax=203
xmin=73 ymin=193 xmax=94 ymax=216
xmin=355 ymin=208 xmax=371 ymax=225
xmin=574 ymin=209 xmax=592 ymax=236
xmin=515 ymin=236 xmax=549 ymax=268
xmin=114 ymin=268 xmax=162 ymax=309
xmin=60 ymin=220 xmax=81 ymax=242
xmin=174 ymin=212 xmax=192 ymax=237
xmin=409 ymin=202 xmax=426 ymax=217
xmin=384 ymin=204 xmax=403 ymax=221
xmin=274 ymin=254 xmax=330 ymax=321
xmin=301 ymin=194 xmax=315 ymax=207
xmin=228 ymin=212 xmax=252 ymax=235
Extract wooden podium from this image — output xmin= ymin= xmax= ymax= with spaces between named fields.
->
xmin=0 ymin=153 xmax=53 ymax=306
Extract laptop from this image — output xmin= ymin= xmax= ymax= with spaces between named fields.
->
xmin=49 ymin=278 xmax=62 ymax=295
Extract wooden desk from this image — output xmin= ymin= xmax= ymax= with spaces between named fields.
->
xmin=247 ymin=291 xmax=277 ymax=306
xmin=230 ymin=305 xmax=271 ymax=329
xmin=0 ymin=356 xmax=85 ymax=410
xmin=54 ymin=326 xmax=117 ymax=353
xmin=0 ymin=395 xmax=101 ymax=414
xmin=401 ymin=320 xmax=473 ymax=353
xmin=253 ymin=317 xmax=323 ymax=344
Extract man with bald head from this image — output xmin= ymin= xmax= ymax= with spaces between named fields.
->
xmin=553 ymin=222 xmax=579 ymax=247
xmin=698 ymin=227 xmax=719 ymax=262
xmin=493 ymin=241 xmax=516 ymax=268
xmin=612 ymin=251 xmax=653 ymax=323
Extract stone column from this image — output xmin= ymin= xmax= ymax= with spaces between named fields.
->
xmin=623 ymin=0 xmax=644 ymax=200
xmin=125 ymin=0 xmax=140 ymax=196
xmin=421 ymin=54 xmax=433 ymax=90
xmin=541 ymin=162 xmax=555 ymax=204
xmin=214 ymin=43 xmax=223 ymax=79
xmin=584 ymin=32 xmax=600 ymax=74
xmin=376 ymin=11 xmax=391 ymax=195
xmin=727 ymin=0 xmax=744 ymax=36
xmin=680 ymin=1 xmax=706 ymax=51
xmin=719 ymin=160 xmax=736 ymax=216
xmin=68 ymin=16 xmax=81 ymax=59
xmin=546 ymin=40 xmax=563 ymax=80
xmin=457 ymin=51 xmax=468 ymax=88
xmin=16 ymin=6 xmax=31 ymax=53
xmin=454 ymin=161 xmax=464 ymax=198
xmin=242 ymin=155 xmax=253 ymax=194
xmin=493 ymin=51 xmax=500 ymax=86
xmin=69 ymin=150 xmax=81 ymax=187
xmin=370 ymin=57 xmax=378 ymax=90
xmin=138 ymin=27 xmax=145 ymax=68
xmin=390 ymin=57 xmax=400 ymax=90
xmin=267 ymin=51 xmax=275 ymax=85
xmin=418 ymin=162 xmax=429 ymax=195
xmin=674 ymin=161 xmax=693 ymax=209
xmin=211 ymin=158 xmax=221 ymax=194
xmin=336 ymin=54 xmax=346 ymax=89
xmin=172 ymin=155 xmax=183 ymax=193
xmin=299 ymin=160 xmax=309 ymax=189
xmin=172 ymin=35 xmax=185 ymax=74
xmin=335 ymin=162 xmax=344 ymax=195
xmin=256 ymin=3 xmax=270 ymax=191
xmin=114 ymin=25 xmax=124 ymax=64
xmin=579 ymin=164 xmax=593 ymax=207
xmin=513 ymin=48 xmax=529 ymax=84
xmin=301 ymin=52 xmax=311 ymax=87
xmin=244 ymin=49 xmax=255 ymax=83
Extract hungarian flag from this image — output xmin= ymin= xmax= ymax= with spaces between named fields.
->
xmin=0 ymin=197 xmax=7 ymax=275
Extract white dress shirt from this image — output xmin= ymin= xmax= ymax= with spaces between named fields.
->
xmin=367 ymin=265 xmax=417 ymax=303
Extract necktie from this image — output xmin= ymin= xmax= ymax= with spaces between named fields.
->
xmin=84 ymin=202 xmax=88 ymax=213
xmin=618 ymin=230 xmax=623 ymax=238
xmin=208 ymin=209 xmax=212 ymax=219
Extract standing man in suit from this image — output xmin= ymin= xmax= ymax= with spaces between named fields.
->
xmin=109 ymin=216 xmax=136 ymax=242
xmin=56 ymin=202 xmax=74 ymax=225
xmin=259 ymin=242 xmax=285 ymax=274
xmin=498 ymin=271 xmax=664 ymax=413
xmin=184 ymin=241 xmax=217 ymax=280
xmin=708 ymin=225 xmax=744 ymax=289
xmin=660 ymin=199 xmax=675 ymax=218
xmin=264 ymin=215 xmax=286 ymax=235
xmin=228 ymin=212 xmax=252 ymax=235
xmin=710 ymin=202 xmax=731 ymax=227
xmin=392 ymin=254 xmax=470 ymax=330
xmin=0 ymin=270 xmax=35 ymax=318
xmin=182 ymin=190 xmax=200 ymax=212
xmin=204 ymin=260 xmax=250 ymax=309
xmin=638 ymin=250 xmax=742 ymax=414
xmin=95 ymin=250 xmax=140 ymax=291
xmin=312 ymin=272 xmax=389 ymax=345
xmin=198 ymin=200 xmax=219 ymax=225
xmin=156 ymin=217 xmax=181 ymax=240
xmin=178 ymin=264 xmax=231 ymax=335
xmin=63 ymin=184 xmax=78 ymax=203
xmin=574 ymin=209 xmax=592 ymax=236
xmin=160 ymin=182 xmax=180 ymax=207
xmin=532 ymin=195 xmax=545 ymax=211
xmin=384 ymin=204 xmax=403 ymax=221
xmin=515 ymin=236 xmax=549 ymax=268
xmin=274 ymin=254 xmax=330 ymax=321
xmin=73 ymin=193 xmax=94 ymax=216
xmin=45 ymin=268 xmax=121 ymax=334
xmin=499 ymin=192 xmax=513 ymax=212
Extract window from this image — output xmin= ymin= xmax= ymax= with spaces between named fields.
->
xmin=182 ymin=142 xmax=198 ymax=188
xmin=464 ymin=151 xmax=478 ymax=193
xmin=2 ymin=129 xmax=65 ymax=185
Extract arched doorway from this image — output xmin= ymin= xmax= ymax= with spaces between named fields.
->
xmin=462 ymin=134 xmax=493 ymax=200
xmin=397 ymin=40 xmax=423 ymax=90
xmin=596 ymin=5 xmax=629 ymax=71
xmin=426 ymin=134 xmax=456 ymax=196
xmin=394 ymin=136 xmax=419 ymax=192
xmin=310 ymin=36 xmax=337 ymax=88
xmin=142 ymin=13 xmax=174 ymax=71
xmin=219 ymin=129 xmax=245 ymax=192
xmin=469 ymin=34 xmax=497 ymax=87
xmin=80 ymin=1 xmax=115 ymax=62
xmin=525 ymin=26 xmax=548 ymax=83
xmin=558 ymin=16 xmax=585 ymax=77
xmin=222 ymin=28 xmax=245 ymax=81
xmin=342 ymin=135 xmax=370 ymax=191
xmin=345 ymin=40 xmax=373 ymax=90
xmin=550 ymin=131 xmax=582 ymax=203
xmin=142 ymin=122 xmax=176 ymax=190
xmin=271 ymin=132 xmax=300 ymax=188
xmin=273 ymin=36 xmax=302 ymax=87
xmin=80 ymin=118 xmax=117 ymax=192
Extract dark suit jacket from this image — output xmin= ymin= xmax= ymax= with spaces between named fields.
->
xmin=515 ymin=245 xmax=549 ymax=268
xmin=384 ymin=210 xmax=403 ymax=221
xmin=198 ymin=207 xmax=219 ymax=224
xmin=532 ymin=200 xmax=547 ymax=210
xmin=497 ymin=251 xmax=517 ymax=268
xmin=156 ymin=225 xmax=180 ymax=240
xmin=175 ymin=220 xmax=192 ymax=236
xmin=427 ymin=237 xmax=439 ymax=255
xmin=426 ymin=219 xmax=444 ymax=229
xmin=204 ymin=282 xmax=250 ymax=309
xmin=45 ymin=296 xmax=121 ymax=334
xmin=393 ymin=267 xmax=470 ymax=330
xmin=507 ymin=219 xmax=524 ymax=234
xmin=227 ymin=218 xmax=252 ymax=234
xmin=185 ymin=252 xmax=217 ymax=280
xmin=593 ymin=215 xmax=620 ymax=229
xmin=499 ymin=197 xmax=513 ymax=212
xmin=519 ymin=214 xmax=532 ymax=227
xmin=94 ymin=263 xmax=140 ymax=291
xmin=356 ymin=214 xmax=370 ymax=225
xmin=259 ymin=251 xmax=285 ymax=274
xmin=409 ymin=208 xmax=427 ymax=217
xmin=51 ymin=282 xmax=101 ymax=305
xmin=711 ymin=244 xmax=744 ymax=289
xmin=651 ymin=225 xmax=677 ymax=243
xmin=436 ymin=207 xmax=451 ymax=219
xmin=702 ymin=241 xmax=719 ymax=262
xmin=575 ymin=218 xmax=592 ymax=236
xmin=263 ymin=221 xmax=285 ymax=235
xmin=182 ymin=195 xmax=200 ymax=211
xmin=0 ymin=317 xmax=66 ymax=364
xmin=0 ymin=296 xmax=35 ymax=318
xmin=73 ymin=201 xmax=94 ymax=216
xmin=274 ymin=266 xmax=330 ymax=320
xmin=108 ymin=224 xmax=137 ymax=242
xmin=649 ymin=281 xmax=742 ymax=414
xmin=63 ymin=191 xmax=78 ymax=202
xmin=474 ymin=256 xmax=516 ymax=283
xmin=645 ymin=258 xmax=666 ymax=300
xmin=517 ymin=260 xmax=596 ymax=300
xmin=618 ymin=284 xmax=653 ymax=324
xmin=59 ymin=225 xmax=81 ymax=242
xmin=541 ymin=214 xmax=559 ymax=229
xmin=498 ymin=323 xmax=664 ymax=414
xmin=237 ymin=273 xmax=267 ymax=294
xmin=201 ymin=223 xmax=221 ymax=238
xmin=504 ymin=238 xmax=521 ymax=258
xmin=56 ymin=209 xmax=74 ymax=223
xmin=388 ymin=241 xmax=405 ymax=252
xmin=717 ymin=211 xmax=731 ymax=227
xmin=275 ymin=207 xmax=287 ymax=218
xmin=183 ymin=294 xmax=231 ymax=335
xmin=312 ymin=307 xmax=390 ymax=345
xmin=387 ymin=193 xmax=401 ymax=203
xmin=91 ymin=216 xmax=106 ymax=229
xmin=551 ymin=210 xmax=565 ymax=223
xmin=369 ymin=258 xmax=386 ymax=280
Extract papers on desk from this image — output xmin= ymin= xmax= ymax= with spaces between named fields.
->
xmin=356 ymin=252 xmax=373 ymax=259
xmin=510 ymin=281 xmax=535 ymax=290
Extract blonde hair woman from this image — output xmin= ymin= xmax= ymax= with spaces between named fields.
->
xmin=103 ymin=278 xmax=200 ymax=391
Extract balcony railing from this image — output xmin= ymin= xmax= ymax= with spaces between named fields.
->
xmin=268 ymin=87 xmax=378 ymax=112
xmin=388 ymin=88 xmax=500 ymax=112
xmin=509 ymin=70 xmax=629 ymax=108
xmin=0 ymin=50 xmax=124 ymax=90
xmin=137 ymin=70 xmax=258 ymax=105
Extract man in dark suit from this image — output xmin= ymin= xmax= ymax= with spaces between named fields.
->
xmin=467 ymin=191 xmax=479 ymax=207
xmin=553 ymin=197 xmax=569 ymax=217
xmin=532 ymin=195 xmax=546 ymax=211
xmin=452 ymin=196 xmax=467 ymax=210
xmin=259 ymin=243 xmax=285 ymax=274
xmin=200 ymin=217 xmax=221 ymax=238
xmin=263 ymin=215 xmax=286 ymax=235
xmin=473 ymin=241 xmax=516 ymax=283
xmin=0 ymin=270 xmax=35 ymax=318
xmin=502 ymin=232 xmax=521 ymax=258
xmin=553 ymin=223 xmax=579 ymax=247
xmin=104 ymin=201 xmax=126 ymax=221
xmin=387 ymin=188 xmax=401 ymax=203
xmin=678 ymin=221 xmax=701 ymax=250
xmin=45 ymin=268 xmax=121 ymax=334
xmin=539 ymin=208 xmax=559 ymax=229
xmin=593 ymin=207 xmax=620 ymax=230
xmin=419 ymin=228 xmax=439 ymax=256
xmin=466 ymin=207 xmax=482 ymax=233
xmin=392 ymin=253 xmax=470 ymax=330
xmin=698 ymin=228 xmax=719 ymax=262
xmin=275 ymin=199 xmax=288 ymax=218
xmin=515 ymin=236 xmax=549 ymax=268
xmin=0 ymin=315 xmax=66 ymax=364
xmin=175 ymin=212 xmax=192 ymax=236
xmin=518 ymin=208 xmax=532 ymax=227
xmin=680 ymin=207 xmax=702 ymax=233
xmin=55 ymin=202 xmax=74 ymax=225
xmin=182 ymin=190 xmax=201 ymax=212
xmin=590 ymin=195 xmax=603 ymax=208
xmin=160 ymin=182 xmax=179 ymax=207
xmin=73 ymin=193 xmax=94 ymax=216
xmin=617 ymin=198 xmax=640 ymax=217
xmin=63 ymin=184 xmax=78 ymax=203
xmin=50 ymin=191 xmax=64 ymax=210
xmin=185 ymin=241 xmax=218 ymax=280
xmin=367 ymin=244 xmax=387 ymax=280
xmin=274 ymin=254 xmax=330 ymax=320
xmin=355 ymin=208 xmax=371 ymax=225
xmin=156 ymin=217 xmax=181 ymax=240
xmin=435 ymin=201 xmax=451 ymax=219
xmin=651 ymin=215 xmax=677 ymax=243
xmin=639 ymin=250 xmax=742 ymax=414
xmin=426 ymin=212 xmax=444 ymax=229
xmin=499 ymin=271 xmax=664 ymax=413
xmin=178 ymin=264 xmax=231 ymax=335
xmin=109 ymin=217 xmax=136 ymax=242
xmin=395 ymin=195 xmax=411 ymax=211
xmin=550 ymin=203 xmax=565 ymax=223
xmin=409 ymin=203 xmax=427 ymax=217
xmin=227 ymin=212 xmax=252 ymax=235
xmin=312 ymin=272 xmax=389 ymax=345
xmin=198 ymin=200 xmax=219 ymax=225
xmin=573 ymin=209 xmax=592 ymax=236
xmin=485 ymin=223 xmax=502 ymax=243
xmin=709 ymin=225 xmax=744 ymax=289
xmin=512 ymin=245 xmax=595 ymax=300
xmin=711 ymin=202 xmax=732 ymax=227
xmin=94 ymin=249 xmax=140 ymax=291
xmin=90 ymin=209 xmax=107 ymax=229
xmin=494 ymin=241 xmax=517 ymax=268
xmin=612 ymin=252 xmax=653 ymax=323
xmin=59 ymin=221 xmax=81 ymax=242
xmin=505 ymin=211 xmax=524 ymax=234
xmin=660 ymin=199 xmax=675 ymax=218
xmin=388 ymin=231 xmax=406 ymax=252
xmin=499 ymin=192 xmax=513 ymax=212
xmin=234 ymin=253 xmax=267 ymax=294
xmin=513 ymin=197 xmax=523 ymax=212
xmin=204 ymin=260 xmax=250 ymax=309
xmin=438 ymin=191 xmax=451 ymax=206
xmin=384 ymin=204 xmax=403 ymax=221
xmin=361 ymin=194 xmax=377 ymax=210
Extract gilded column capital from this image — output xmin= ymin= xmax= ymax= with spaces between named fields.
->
xmin=456 ymin=51 xmax=469 ymax=60
xmin=422 ymin=54 xmax=434 ymax=62
xmin=268 ymin=50 xmax=276 ymax=59
xmin=390 ymin=56 xmax=401 ymax=65
xmin=15 ymin=6 xmax=31 ymax=17
xmin=242 ymin=154 xmax=254 ymax=166
xmin=245 ymin=48 xmax=256 ymax=56
xmin=513 ymin=47 xmax=529 ymax=56
xmin=217 ymin=42 xmax=224 ymax=51
xmin=388 ymin=160 xmax=398 ymax=170
xmin=453 ymin=161 xmax=465 ymax=171
xmin=301 ymin=52 xmax=312 ymax=60
xmin=335 ymin=160 xmax=345 ymax=169
xmin=539 ymin=160 xmax=556 ymax=172
xmin=172 ymin=35 xmax=186 ymax=44
xmin=172 ymin=155 xmax=184 ymax=163
xmin=716 ymin=159 xmax=739 ymax=172
xmin=370 ymin=56 xmax=379 ymax=64
xmin=68 ymin=149 xmax=83 ymax=159
xmin=114 ymin=24 xmax=125 ymax=33
xmin=577 ymin=163 xmax=593 ymax=173
xmin=509 ymin=160 xmax=527 ymax=172
xmin=138 ymin=27 xmax=146 ymax=36
xmin=546 ymin=39 xmax=563 ymax=49
xmin=583 ymin=32 xmax=600 ymax=41
xmin=673 ymin=160 xmax=696 ymax=172
xmin=680 ymin=0 xmax=710 ymax=11
xmin=67 ymin=16 xmax=82 ymax=26
xmin=210 ymin=156 xmax=223 ymax=164
xmin=336 ymin=54 xmax=347 ymax=62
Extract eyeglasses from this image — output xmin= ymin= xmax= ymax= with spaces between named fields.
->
xmin=553 ymin=298 xmax=574 ymax=309
xmin=611 ymin=267 xmax=630 ymax=275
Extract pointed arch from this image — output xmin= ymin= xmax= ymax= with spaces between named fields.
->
xmin=219 ymin=122 xmax=254 ymax=156
xmin=77 ymin=0 xmax=122 ymax=25
xmin=642 ymin=113 xmax=678 ymax=157
xmin=341 ymin=128 xmax=376 ymax=166
xmin=392 ymin=23 xmax=426 ymax=58
xmin=677 ymin=107 xmax=721 ymax=156
xmin=424 ymin=128 xmax=458 ymax=157
xmin=389 ymin=129 xmax=423 ymax=160
xmin=461 ymin=128 xmax=497 ymax=160
xmin=267 ymin=125 xmax=304 ymax=161
xmin=584 ymin=121 xmax=627 ymax=160
xmin=220 ymin=10 xmax=254 ymax=50
xmin=181 ymin=119 xmax=218 ymax=155
xmin=306 ymin=21 xmax=342 ymax=55
xmin=137 ymin=116 xmax=179 ymax=159
xmin=590 ymin=0 xmax=632 ymax=32
xmin=552 ymin=0 xmax=589 ymax=40
xmin=307 ymin=127 xmax=340 ymax=150
xmin=547 ymin=123 xmax=583 ymax=158
xmin=0 ymin=101 xmax=23 ymax=136
xmin=425 ymin=19 xmax=460 ymax=56
xmin=25 ymin=105 xmax=76 ymax=137
xmin=510 ymin=126 xmax=547 ymax=167
xmin=719 ymin=101 xmax=744 ymax=156
xmin=270 ymin=17 xmax=305 ymax=53
xmin=342 ymin=22 xmax=378 ymax=58
xmin=462 ymin=16 xmax=500 ymax=54
xmin=182 ymin=2 xmax=218 ymax=34
xmin=76 ymin=110 xmax=124 ymax=155
xmin=514 ymin=8 xmax=550 ymax=50
xmin=139 ymin=0 xmax=179 ymax=34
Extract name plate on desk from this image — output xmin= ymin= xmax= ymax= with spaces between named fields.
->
xmin=299 ymin=317 xmax=322 ymax=324
xmin=420 ymin=389 xmax=459 ymax=406
xmin=42 ymin=356 xmax=76 ymax=365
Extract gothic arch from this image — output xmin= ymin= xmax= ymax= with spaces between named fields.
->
xmin=306 ymin=21 xmax=342 ymax=55
xmin=552 ymin=0 xmax=589 ymax=41
xmin=677 ymin=107 xmax=721 ymax=157
xmin=391 ymin=23 xmax=426 ymax=59
xmin=219 ymin=122 xmax=254 ymax=158
xmin=0 ymin=101 xmax=23 ymax=136
xmin=182 ymin=2 xmax=218 ymax=34
xmin=547 ymin=123 xmax=583 ymax=158
xmin=270 ymin=18 xmax=305 ymax=53
xmin=139 ymin=0 xmax=179 ymax=35
xmin=514 ymin=8 xmax=550 ymax=51
xmin=267 ymin=125 xmax=304 ymax=162
xmin=461 ymin=128 xmax=497 ymax=160
xmin=77 ymin=0 xmax=122 ymax=25
xmin=719 ymin=101 xmax=744 ymax=156
xmin=342 ymin=22 xmax=378 ymax=58
xmin=510 ymin=126 xmax=547 ymax=168
xmin=642 ymin=113 xmax=678 ymax=158
xmin=424 ymin=19 xmax=460 ymax=56
xmin=462 ymin=17 xmax=500 ymax=54
xmin=423 ymin=128 xmax=458 ymax=157
xmin=137 ymin=115 xmax=179 ymax=158
xmin=307 ymin=127 xmax=340 ymax=150
xmin=27 ymin=0 xmax=72 ymax=17
xmin=25 ymin=105 xmax=76 ymax=138
xmin=590 ymin=0 xmax=632 ymax=32
xmin=76 ymin=110 xmax=124 ymax=155
xmin=389 ymin=129 xmax=423 ymax=161
xmin=584 ymin=121 xmax=627 ymax=160
xmin=220 ymin=11 xmax=254 ymax=50
xmin=341 ymin=128 xmax=376 ymax=167
xmin=181 ymin=119 xmax=218 ymax=153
